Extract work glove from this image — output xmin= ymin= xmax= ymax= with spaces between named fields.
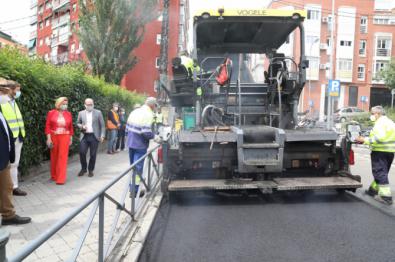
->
xmin=154 ymin=135 xmax=162 ymax=144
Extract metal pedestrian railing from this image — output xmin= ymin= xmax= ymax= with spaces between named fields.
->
xmin=1 ymin=143 xmax=163 ymax=262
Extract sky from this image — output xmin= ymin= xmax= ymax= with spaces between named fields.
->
xmin=0 ymin=0 xmax=271 ymax=46
xmin=0 ymin=0 xmax=32 ymax=45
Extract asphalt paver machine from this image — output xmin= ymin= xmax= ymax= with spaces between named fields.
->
xmin=161 ymin=8 xmax=362 ymax=195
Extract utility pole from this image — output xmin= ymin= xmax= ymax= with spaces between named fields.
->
xmin=327 ymin=0 xmax=335 ymax=130
xmin=158 ymin=0 xmax=170 ymax=101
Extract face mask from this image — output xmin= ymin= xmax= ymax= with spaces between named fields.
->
xmin=0 ymin=94 xmax=11 ymax=105
xmin=370 ymin=115 xmax=376 ymax=122
xmin=60 ymin=104 xmax=68 ymax=111
xmin=114 ymin=107 xmax=119 ymax=111
xmin=15 ymin=91 xmax=21 ymax=99
xmin=85 ymin=105 xmax=94 ymax=111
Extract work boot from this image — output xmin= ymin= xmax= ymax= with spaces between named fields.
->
xmin=78 ymin=170 xmax=86 ymax=177
xmin=365 ymin=187 xmax=378 ymax=197
xmin=2 ymin=215 xmax=31 ymax=225
xmin=13 ymin=188 xmax=27 ymax=196
xmin=376 ymin=184 xmax=393 ymax=205
xmin=88 ymin=172 xmax=94 ymax=177
xmin=374 ymin=195 xmax=393 ymax=205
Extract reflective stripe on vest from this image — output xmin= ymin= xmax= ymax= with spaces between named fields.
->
xmin=0 ymin=102 xmax=25 ymax=138
xmin=365 ymin=116 xmax=395 ymax=152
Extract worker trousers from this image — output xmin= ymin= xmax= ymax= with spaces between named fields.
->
xmin=371 ymin=151 xmax=394 ymax=185
xmin=0 ymin=164 xmax=16 ymax=219
xmin=129 ymin=148 xmax=147 ymax=193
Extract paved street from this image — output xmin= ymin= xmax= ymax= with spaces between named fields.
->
xmin=3 ymin=150 xmax=133 ymax=262
xmin=140 ymin=148 xmax=395 ymax=262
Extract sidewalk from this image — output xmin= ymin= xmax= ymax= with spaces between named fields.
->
xmin=3 ymin=150 xmax=132 ymax=262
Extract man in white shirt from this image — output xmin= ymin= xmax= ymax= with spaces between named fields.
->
xmin=77 ymin=98 xmax=105 ymax=177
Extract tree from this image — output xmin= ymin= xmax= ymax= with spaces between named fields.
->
xmin=78 ymin=0 xmax=157 ymax=84
xmin=381 ymin=59 xmax=395 ymax=90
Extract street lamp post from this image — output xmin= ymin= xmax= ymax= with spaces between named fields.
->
xmin=308 ymin=37 xmax=320 ymax=113
xmin=327 ymin=0 xmax=335 ymax=130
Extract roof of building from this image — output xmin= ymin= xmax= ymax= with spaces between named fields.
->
xmin=0 ymin=31 xmax=18 ymax=44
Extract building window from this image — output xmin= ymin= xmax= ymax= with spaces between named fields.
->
xmin=340 ymin=40 xmax=352 ymax=47
xmin=45 ymin=0 xmax=52 ymax=10
xmin=307 ymin=9 xmax=320 ymax=20
xmin=73 ymin=3 xmax=77 ymax=12
xmin=373 ymin=16 xmax=390 ymax=25
xmin=44 ymin=53 xmax=49 ymax=61
xmin=71 ymin=43 xmax=75 ymax=53
xmin=359 ymin=40 xmax=366 ymax=56
xmin=156 ymin=34 xmax=161 ymax=45
xmin=373 ymin=61 xmax=388 ymax=80
xmin=357 ymin=65 xmax=365 ymax=81
xmin=338 ymin=59 xmax=352 ymax=71
xmin=45 ymin=36 xmax=50 ymax=46
xmin=360 ymin=16 xmax=368 ymax=33
xmin=39 ymin=39 xmax=43 ymax=46
xmin=45 ymin=17 xmax=51 ymax=27
xmin=376 ymin=38 xmax=391 ymax=57
xmin=39 ymin=22 xmax=43 ymax=30
xmin=155 ymin=57 xmax=160 ymax=68
xmin=38 ymin=4 xmax=44 ymax=14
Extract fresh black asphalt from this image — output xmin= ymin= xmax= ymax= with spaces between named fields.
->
xmin=139 ymin=191 xmax=395 ymax=262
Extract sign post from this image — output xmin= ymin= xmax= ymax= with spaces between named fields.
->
xmin=391 ymin=89 xmax=395 ymax=109
xmin=327 ymin=80 xmax=340 ymax=129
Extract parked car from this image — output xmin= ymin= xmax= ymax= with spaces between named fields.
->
xmin=334 ymin=107 xmax=368 ymax=123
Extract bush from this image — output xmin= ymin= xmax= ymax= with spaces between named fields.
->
xmin=0 ymin=47 xmax=144 ymax=174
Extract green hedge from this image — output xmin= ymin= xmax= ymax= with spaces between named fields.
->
xmin=0 ymin=47 xmax=144 ymax=174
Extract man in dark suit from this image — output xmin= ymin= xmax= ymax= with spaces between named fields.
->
xmin=0 ymin=81 xmax=31 ymax=225
xmin=77 ymin=98 xmax=105 ymax=177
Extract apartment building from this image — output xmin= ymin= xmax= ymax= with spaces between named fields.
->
xmin=30 ymin=0 xmax=188 ymax=96
xmin=265 ymin=0 xmax=395 ymax=120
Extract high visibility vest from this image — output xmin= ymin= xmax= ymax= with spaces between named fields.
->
xmin=107 ymin=110 xmax=120 ymax=129
xmin=127 ymin=105 xmax=154 ymax=134
xmin=364 ymin=116 xmax=395 ymax=152
xmin=155 ymin=113 xmax=163 ymax=124
xmin=1 ymin=101 xmax=26 ymax=138
xmin=180 ymin=55 xmax=200 ymax=77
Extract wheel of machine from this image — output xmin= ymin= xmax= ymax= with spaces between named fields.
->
xmin=340 ymin=117 xmax=346 ymax=123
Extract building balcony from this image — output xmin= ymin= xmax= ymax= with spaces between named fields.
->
xmin=51 ymin=32 xmax=70 ymax=47
xmin=51 ymin=52 xmax=69 ymax=65
xmin=52 ymin=0 xmax=70 ymax=13
xmin=30 ymin=0 xmax=37 ymax=8
xmin=336 ymin=70 xmax=353 ymax=82
xmin=30 ymin=15 xmax=37 ymax=25
xmin=376 ymin=48 xmax=391 ymax=57
xmin=52 ymin=14 xmax=70 ymax=29
xmin=29 ymin=30 xmax=37 ymax=40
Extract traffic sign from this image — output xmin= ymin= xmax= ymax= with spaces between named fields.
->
xmin=360 ymin=96 xmax=368 ymax=102
xmin=391 ymin=89 xmax=395 ymax=95
xmin=328 ymin=80 xmax=340 ymax=97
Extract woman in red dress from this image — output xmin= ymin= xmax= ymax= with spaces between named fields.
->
xmin=45 ymin=97 xmax=74 ymax=185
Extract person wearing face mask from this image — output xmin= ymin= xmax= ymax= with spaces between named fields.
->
xmin=0 ymin=80 xmax=27 ymax=196
xmin=77 ymin=98 xmax=105 ymax=177
xmin=106 ymin=102 xmax=120 ymax=154
xmin=356 ymin=105 xmax=395 ymax=205
xmin=0 ymin=79 xmax=31 ymax=225
xmin=116 ymin=107 xmax=126 ymax=151
xmin=45 ymin=97 xmax=74 ymax=185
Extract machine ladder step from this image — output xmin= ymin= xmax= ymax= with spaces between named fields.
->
xmin=168 ymin=179 xmax=277 ymax=191
xmin=274 ymin=177 xmax=362 ymax=191
xmin=242 ymin=143 xmax=280 ymax=149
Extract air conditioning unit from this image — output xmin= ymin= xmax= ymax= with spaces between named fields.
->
xmin=319 ymin=43 xmax=328 ymax=50
xmin=322 ymin=17 xmax=328 ymax=23
xmin=319 ymin=64 xmax=328 ymax=70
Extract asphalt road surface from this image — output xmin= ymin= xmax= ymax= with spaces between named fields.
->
xmin=139 ymin=191 xmax=395 ymax=262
